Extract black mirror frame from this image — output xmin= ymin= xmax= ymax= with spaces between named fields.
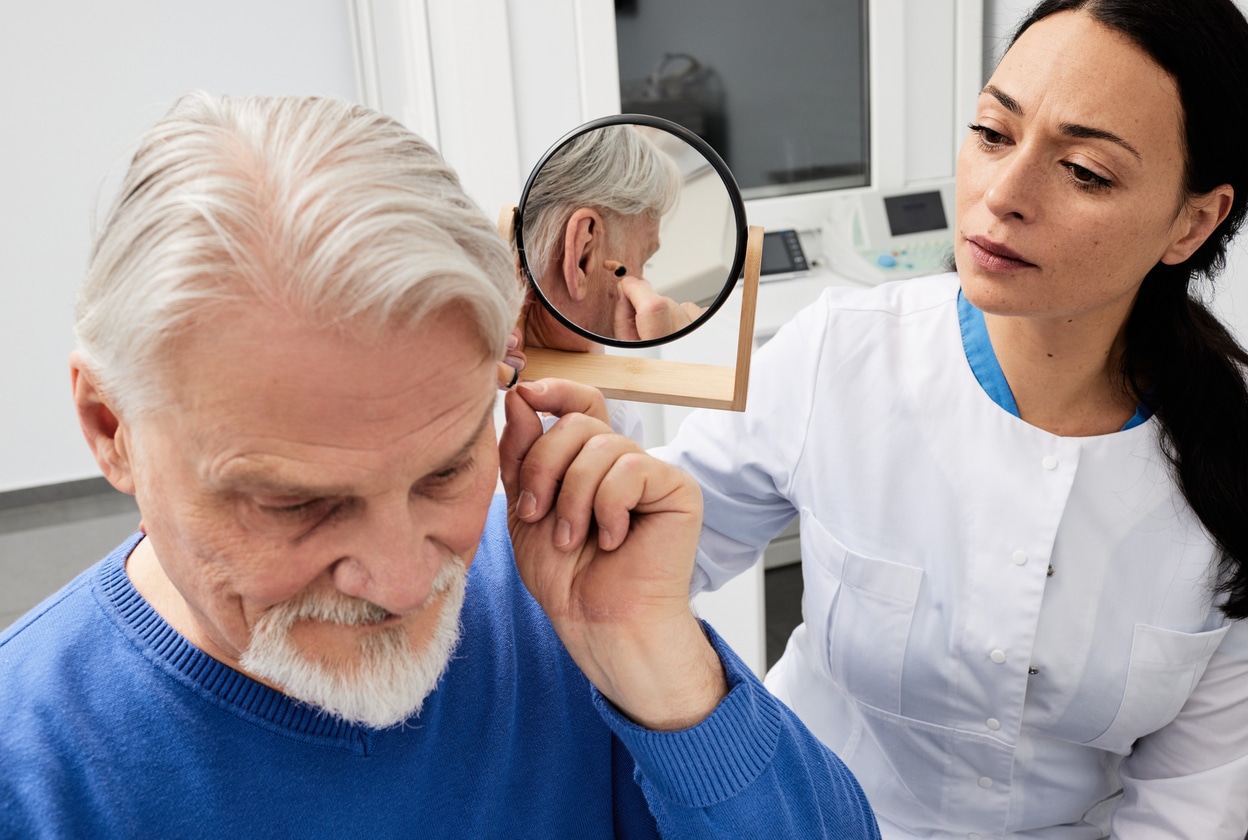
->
xmin=514 ymin=113 xmax=748 ymax=349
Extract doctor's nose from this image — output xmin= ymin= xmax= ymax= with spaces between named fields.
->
xmin=981 ymin=151 xmax=1041 ymax=223
xmin=329 ymin=501 xmax=451 ymax=615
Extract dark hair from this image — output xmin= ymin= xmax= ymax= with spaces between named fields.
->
xmin=1010 ymin=0 xmax=1248 ymax=618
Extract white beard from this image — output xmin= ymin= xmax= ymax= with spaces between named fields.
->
xmin=239 ymin=556 xmax=467 ymax=729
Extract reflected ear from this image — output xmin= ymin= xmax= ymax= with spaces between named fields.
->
xmin=70 ymin=351 xmax=137 ymax=495
xmin=561 ymin=208 xmax=603 ymax=302
xmin=1161 ymin=184 xmax=1234 ymax=265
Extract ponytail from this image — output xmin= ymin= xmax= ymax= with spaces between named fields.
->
xmin=1123 ymin=264 xmax=1248 ymax=618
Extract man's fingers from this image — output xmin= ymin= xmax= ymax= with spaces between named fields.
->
xmin=546 ymin=433 xmax=645 ymax=551
xmin=501 ymin=380 xmax=615 ymax=534
xmin=512 ymin=379 xmax=611 ymax=424
xmin=498 ymin=387 xmax=545 ymax=501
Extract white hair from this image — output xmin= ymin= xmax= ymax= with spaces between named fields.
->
xmin=77 ymin=91 xmax=523 ymax=416
xmin=520 ymin=124 xmax=681 ymax=281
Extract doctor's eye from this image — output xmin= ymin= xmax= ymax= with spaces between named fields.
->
xmin=968 ymin=123 xmax=1009 ymax=149
xmin=1063 ymin=162 xmax=1113 ymax=192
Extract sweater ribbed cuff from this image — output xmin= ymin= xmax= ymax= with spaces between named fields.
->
xmin=591 ymin=623 xmax=783 ymax=808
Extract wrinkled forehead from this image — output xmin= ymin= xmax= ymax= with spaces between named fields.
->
xmin=151 ymin=301 xmax=496 ymax=424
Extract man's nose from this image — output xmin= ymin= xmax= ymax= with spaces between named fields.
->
xmin=328 ymin=498 xmax=448 ymax=615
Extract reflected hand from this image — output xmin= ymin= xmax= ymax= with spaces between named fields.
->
xmin=499 ymin=378 xmax=725 ymax=730
xmin=613 ymin=275 xmax=706 ymax=341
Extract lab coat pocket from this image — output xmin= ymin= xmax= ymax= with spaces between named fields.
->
xmin=800 ymin=511 xmax=923 ymax=714
xmin=1082 ymin=622 xmax=1230 ymax=753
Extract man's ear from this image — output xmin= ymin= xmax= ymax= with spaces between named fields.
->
xmin=561 ymin=208 xmax=603 ymax=302
xmin=1162 ymin=184 xmax=1234 ymax=265
xmin=70 ymin=351 xmax=137 ymax=495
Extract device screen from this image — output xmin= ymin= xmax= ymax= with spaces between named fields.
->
xmin=759 ymin=230 xmax=809 ymax=276
xmin=883 ymin=191 xmax=947 ymax=236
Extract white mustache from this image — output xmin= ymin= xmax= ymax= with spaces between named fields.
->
xmin=239 ymin=554 xmax=469 ymax=729
xmin=279 ymin=558 xmax=464 ymax=627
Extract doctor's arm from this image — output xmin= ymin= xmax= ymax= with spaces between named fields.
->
xmin=499 ymin=378 xmax=879 ymax=838
xmin=1110 ymin=618 xmax=1248 ymax=838
xmin=650 ymin=296 xmax=829 ymax=595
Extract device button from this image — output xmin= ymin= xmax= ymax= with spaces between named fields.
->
xmin=877 ymin=253 xmax=897 ymax=268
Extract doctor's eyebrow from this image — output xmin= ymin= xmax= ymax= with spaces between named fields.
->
xmin=982 ymin=84 xmax=1025 ymax=116
xmin=980 ymin=84 xmax=1142 ymax=161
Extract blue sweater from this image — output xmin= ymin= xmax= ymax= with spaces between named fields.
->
xmin=0 ymin=495 xmax=878 ymax=838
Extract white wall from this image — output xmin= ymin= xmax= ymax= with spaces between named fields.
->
xmin=0 ymin=2 xmax=359 ymax=493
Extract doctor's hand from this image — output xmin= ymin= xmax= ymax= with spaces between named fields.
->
xmin=613 ymin=274 xmax=706 ymax=342
xmin=499 ymin=378 xmax=727 ymax=731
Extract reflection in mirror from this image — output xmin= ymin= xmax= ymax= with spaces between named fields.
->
xmin=516 ymin=116 xmax=744 ymax=348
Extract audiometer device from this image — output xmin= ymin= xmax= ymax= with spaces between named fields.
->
xmin=823 ymin=182 xmax=956 ymax=285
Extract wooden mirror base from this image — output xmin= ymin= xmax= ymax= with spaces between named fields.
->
xmin=500 ymin=206 xmax=761 ymax=411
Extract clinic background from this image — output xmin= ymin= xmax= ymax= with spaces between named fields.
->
xmin=4 ymin=0 xmax=1248 ymax=497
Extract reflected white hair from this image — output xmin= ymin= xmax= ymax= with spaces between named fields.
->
xmin=520 ymin=124 xmax=681 ymax=280
xmin=77 ymin=91 xmax=523 ymax=416
xmin=240 ymin=555 xmax=468 ymax=729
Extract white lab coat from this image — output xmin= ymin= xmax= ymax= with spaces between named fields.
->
xmin=653 ymin=273 xmax=1248 ymax=839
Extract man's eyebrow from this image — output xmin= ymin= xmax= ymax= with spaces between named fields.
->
xmin=216 ymin=394 xmax=497 ymax=497
xmin=431 ymin=395 xmax=496 ymax=473
xmin=981 ymin=84 xmax=1142 ymax=161
xmin=214 ymin=472 xmax=351 ymax=499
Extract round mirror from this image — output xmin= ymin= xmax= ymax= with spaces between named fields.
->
xmin=515 ymin=114 xmax=747 ymax=349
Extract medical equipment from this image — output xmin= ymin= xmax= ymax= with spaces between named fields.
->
xmin=758 ymin=230 xmax=810 ymax=280
xmin=822 ymin=181 xmax=956 ymax=285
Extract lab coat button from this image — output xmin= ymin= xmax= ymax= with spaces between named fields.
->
xmin=977 ymin=776 xmax=993 ymax=788
xmin=1028 ymin=666 xmax=1039 ymax=675
xmin=1012 ymin=550 xmax=1027 ymax=565
xmin=990 ymin=649 xmax=1006 ymax=664
xmin=1042 ymin=455 xmax=1058 ymax=470
xmin=986 ymin=718 xmax=1001 ymax=731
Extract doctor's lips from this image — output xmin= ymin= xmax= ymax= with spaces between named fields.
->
xmin=966 ymin=236 xmax=1036 ymax=271
xmin=603 ymin=260 xmax=628 ymax=277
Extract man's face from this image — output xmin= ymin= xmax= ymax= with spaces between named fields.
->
xmin=122 ymin=302 xmax=499 ymax=725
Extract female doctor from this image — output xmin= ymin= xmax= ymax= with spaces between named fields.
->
xmin=651 ymin=0 xmax=1248 ymax=836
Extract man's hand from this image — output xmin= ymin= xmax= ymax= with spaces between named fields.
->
xmin=499 ymin=379 xmax=727 ymax=731
xmin=613 ymin=275 xmax=706 ymax=341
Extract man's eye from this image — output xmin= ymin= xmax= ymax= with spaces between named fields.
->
xmin=419 ymin=457 xmax=476 ymax=494
xmin=432 ymin=457 xmax=474 ymax=483
xmin=259 ymin=498 xmax=325 ymax=517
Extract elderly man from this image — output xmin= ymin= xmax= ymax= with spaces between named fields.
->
xmin=0 ymin=93 xmax=878 ymax=838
